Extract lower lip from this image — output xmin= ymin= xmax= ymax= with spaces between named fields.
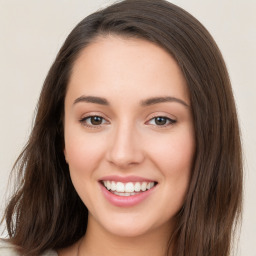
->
xmin=99 ymin=183 xmax=156 ymax=207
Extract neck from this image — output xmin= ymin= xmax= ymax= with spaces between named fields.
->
xmin=78 ymin=215 xmax=173 ymax=256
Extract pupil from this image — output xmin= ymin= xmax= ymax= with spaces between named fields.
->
xmin=91 ymin=116 xmax=102 ymax=125
xmin=155 ymin=117 xmax=166 ymax=125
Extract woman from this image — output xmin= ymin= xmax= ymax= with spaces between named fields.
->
xmin=0 ymin=0 xmax=242 ymax=255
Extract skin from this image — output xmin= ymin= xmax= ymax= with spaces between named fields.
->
xmin=60 ymin=36 xmax=195 ymax=256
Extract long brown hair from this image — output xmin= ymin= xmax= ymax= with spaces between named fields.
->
xmin=2 ymin=0 xmax=242 ymax=255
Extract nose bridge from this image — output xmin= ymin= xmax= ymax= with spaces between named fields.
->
xmin=107 ymin=119 xmax=144 ymax=168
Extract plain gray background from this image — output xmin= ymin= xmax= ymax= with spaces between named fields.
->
xmin=0 ymin=1 xmax=255 ymax=255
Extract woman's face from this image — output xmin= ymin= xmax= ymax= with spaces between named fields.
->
xmin=64 ymin=36 xmax=195 ymax=238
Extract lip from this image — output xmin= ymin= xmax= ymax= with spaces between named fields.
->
xmin=100 ymin=175 xmax=155 ymax=183
xmin=99 ymin=177 xmax=157 ymax=207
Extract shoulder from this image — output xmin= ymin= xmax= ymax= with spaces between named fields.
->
xmin=0 ymin=240 xmax=19 ymax=256
xmin=0 ymin=239 xmax=58 ymax=256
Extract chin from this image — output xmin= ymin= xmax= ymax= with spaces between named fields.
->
xmin=105 ymin=222 xmax=153 ymax=238
xmin=97 ymin=212 xmax=168 ymax=239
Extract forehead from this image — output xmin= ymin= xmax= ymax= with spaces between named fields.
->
xmin=66 ymin=35 xmax=190 ymax=105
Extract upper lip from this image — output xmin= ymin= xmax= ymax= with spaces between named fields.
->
xmin=99 ymin=175 xmax=156 ymax=183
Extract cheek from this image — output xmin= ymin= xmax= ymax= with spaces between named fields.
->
xmin=148 ymin=126 xmax=195 ymax=204
xmin=149 ymin=128 xmax=195 ymax=174
xmin=64 ymin=131 xmax=107 ymax=207
xmin=64 ymin=130 xmax=106 ymax=177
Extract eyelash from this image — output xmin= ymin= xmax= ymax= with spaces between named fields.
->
xmin=79 ymin=115 xmax=109 ymax=129
xmin=146 ymin=116 xmax=177 ymax=127
xmin=79 ymin=115 xmax=177 ymax=129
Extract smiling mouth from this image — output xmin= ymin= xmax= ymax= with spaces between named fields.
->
xmin=101 ymin=180 xmax=158 ymax=196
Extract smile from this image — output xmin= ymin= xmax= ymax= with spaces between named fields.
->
xmin=102 ymin=181 xmax=156 ymax=196
xmin=99 ymin=177 xmax=158 ymax=207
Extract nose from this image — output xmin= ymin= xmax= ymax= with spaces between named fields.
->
xmin=106 ymin=123 xmax=145 ymax=169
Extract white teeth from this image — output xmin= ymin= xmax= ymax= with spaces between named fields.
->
xmin=116 ymin=182 xmax=125 ymax=192
xmin=102 ymin=180 xmax=155 ymax=193
xmin=106 ymin=181 xmax=111 ymax=190
xmin=111 ymin=181 xmax=116 ymax=191
xmin=125 ymin=182 xmax=134 ymax=193
xmin=148 ymin=182 xmax=154 ymax=189
xmin=134 ymin=182 xmax=141 ymax=192
xmin=141 ymin=182 xmax=147 ymax=191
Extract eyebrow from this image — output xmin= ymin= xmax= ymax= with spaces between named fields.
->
xmin=140 ymin=96 xmax=189 ymax=107
xmin=73 ymin=96 xmax=109 ymax=105
xmin=73 ymin=95 xmax=189 ymax=107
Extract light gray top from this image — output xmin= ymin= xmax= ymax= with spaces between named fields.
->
xmin=0 ymin=240 xmax=58 ymax=256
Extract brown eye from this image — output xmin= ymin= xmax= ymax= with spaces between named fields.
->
xmin=80 ymin=115 xmax=108 ymax=127
xmin=148 ymin=116 xmax=176 ymax=126
xmin=155 ymin=117 xmax=168 ymax=125
xmin=90 ymin=116 xmax=103 ymax=125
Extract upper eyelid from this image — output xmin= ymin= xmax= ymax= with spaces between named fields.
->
xmin=146 ymin=116 xmax=176 ymax=125
xmin=80 ymin=112 xmax=110 ymax=120
xmin=149 ymin=116 xmax=176 ymax=122
xmin=146 ymin=112 xmax=177 ymax=121
xmin=80 ymin=115 xmax=109 ymax=124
